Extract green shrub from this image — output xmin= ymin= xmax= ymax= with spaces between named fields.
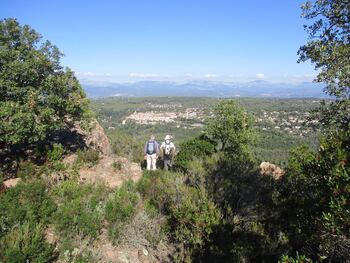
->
xmin=144 ymin=200 xmax=158 ymax=218
xmin=280 ymin=129 xmax=350 ymax=261
xmin=279 ymin=253 xmax=313 ymax=263
xmin=0 ymin=180 xmax=56 ymax=236
xmin=0 ymin=170 xmax=4 ymax=185
xmin=105 ymin=181 xmax=140 ymax=241
xmin=0 ymin=222 xmax=56 ymax=262
xmin=109 ymin=130 xmax=143 ymax=163
xmin=17 ymin=161 xmax=43 ymax=180
xmin=169 ymin=187 xmax=221 ymax=252
xmin=106 ymin=181 xmax=139 ymax=222
xmin=47 ymin=143 xmax=65 ymax=162
xmin=76 ymin=149 xmax=100 ymax=167
xmin=174 ymin=134 xmax=215 ymax=171
xmin=136 ymin=170 xmax=181 ymax=213
xmin=52 ymin=181 xmax=108 ymax=239
xmin=137 ymin=170 xmax=221 ymax=259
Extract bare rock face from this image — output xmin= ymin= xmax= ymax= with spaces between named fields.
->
xmin=73 ymin=120 xmax=112 ymax=156
xmin=260 ymin=161 xmax=284 ymax=180
xmin=3 ymin=178 xmax=21 ymax=188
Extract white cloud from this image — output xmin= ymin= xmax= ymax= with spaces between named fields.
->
xmin=77 ymin=72 xmax=112 ymax=77
xmin=129 ymin=72 xmax=159 ymax=78
xmin=281 ymin=74 xmax=317 ymax=83
xmin=204 ymin=74 xmax=217 ymax=78
xmin=256 ymin=73 xmax=265 ymax=79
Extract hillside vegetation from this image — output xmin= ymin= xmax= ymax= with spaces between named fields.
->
xmin=1 ymin=1 xmax=349 ymax=261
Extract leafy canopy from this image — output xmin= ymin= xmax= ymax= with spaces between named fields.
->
xmin=0 ymin=18 xmax=90 ymax=146
xmin=298 ymin=1 xmax=350 ymax=133
xmin=298 ymin=0 xmax=350 ymax=99
xmin=206 ymin=100 xmax=255 ymax=158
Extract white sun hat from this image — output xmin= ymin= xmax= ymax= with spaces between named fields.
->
xmin=164 ymin=135 xmax=171 ymax=140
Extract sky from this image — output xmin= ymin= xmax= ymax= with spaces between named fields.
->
xmin=0 ymin=0 xmax=317 ymax=84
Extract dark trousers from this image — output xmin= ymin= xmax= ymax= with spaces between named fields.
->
xmin=163 ymin=157 xmax=173 ymax=171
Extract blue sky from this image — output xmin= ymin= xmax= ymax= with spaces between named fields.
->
xmin=0 ymin=0 xmax=316 ymax=83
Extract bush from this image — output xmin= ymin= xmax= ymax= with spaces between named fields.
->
xmin=0 ymin=222 xmax=56 ymax=263
xmin=136 ymin=170 xmax=182 ymax=214
xmin=16 ymin=161 xmax=46 ymax=180
xmin=137 ymin=170 xmax=222 ymax=260
xmin=0 ymin=180 xmax=56 ymax=236
xmin=169 ymin=187 xmax=221 ymax=253
xmin=174 ymin=134 xmax=215 ymax=172
xmin=47 ymin=143 xmax=65 ymax=162
xmin=279 ymin=253 xmax=313 ymax=263
xmin=52 ymin=180 xmax=108 ymax=239
xmin=105 ymin=181 xmax=140 ymax=241
xmin=109 ymin=130 xmax=143 ymax=163
xmin=279 ymin=132 xmax=350 ymax=261
xmin=76 ymin=149 xmax=100 ymax=167
xmin=0 ymin=170 xmax=4 ymax=185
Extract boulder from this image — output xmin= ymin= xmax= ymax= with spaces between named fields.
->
xmin=259 ymin=161 xmax=284 ymax=180
xmin=73 ymin=120 xmax=112 ymax=156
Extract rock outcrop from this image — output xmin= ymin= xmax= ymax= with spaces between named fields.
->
xmin=259 ymin=161 xmax=284 ymax=180
xmin=73 ymin=120 xmax=112 ymax=156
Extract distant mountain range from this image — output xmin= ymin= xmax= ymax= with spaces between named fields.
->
xmin=82 ymin=80 xmax=328 ymax=98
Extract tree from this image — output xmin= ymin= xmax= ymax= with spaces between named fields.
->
xmin=298 ymin=0 xmax=350 ymax=132
xmin=206 ymin=100 xmax=255 ymax=158
xmin=0 ymin=18 xmax=90 ymax=147
xmin=278 ymin=2 xmax=350 ymax=260
xmin=298 ymin=0 xmax=350 ymax=99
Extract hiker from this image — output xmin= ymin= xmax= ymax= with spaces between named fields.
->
xmin=160 ymin=135 xmax=176 ymax=171
xmin=144 ymin=135 xmax=159 ymax=170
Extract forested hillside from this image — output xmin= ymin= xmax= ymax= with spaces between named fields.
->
xmin=0 ymin=0 xmax=349 ymax=262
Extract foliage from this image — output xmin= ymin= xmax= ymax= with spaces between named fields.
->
xmin=298 ymin=0 xmax=350 ymax=99
xmin=16 ymin=160 xmax=49 ymax=180
xmin=105 ymin=181 xmax=139 ymax=223
xmin=279 ymin=127 xmax=350 ymax=261
xmin=0 ymin=180 xmax=56 ymax=261
xmin=298 ymin=0 xmax=350 ymax=135
xmin=0 ymin=18 xmax=90 ymax=147
xmin=206 ymin=100 xmax=255 ymax=159
xmin=0 ymin=170 xmax=3 ymax=182
xmin=47 ymin=143 xmax=65 ymax=161
xmin=0 ymin=180 xmax=56 ymax=237
xmin=109 ymin=130 xmax=144 ymax=163
xmin=169 ymin=187 xmax=221 ymax=258
xmin=137 ymin=171 xmax=223 ymax=260
xmin=174 ymin=134 xmax=215 ymax=171
xmin=0 ymin=222 xmax=56 ymax=263
xmin=105 ymin=181 xmax=140 ymax=241
xmin=76 ymin=149 xmax=100 ymax=168
xmin=279 ymin=253 xmax=313 ymax=263
xmin=51 ymin=180 xmax=108 ymax=239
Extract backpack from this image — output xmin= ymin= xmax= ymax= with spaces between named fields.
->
xmin=164 ymin=142 xmax=173 ymax=156
xmin=147 ymin=140 xmax=155 ymax=154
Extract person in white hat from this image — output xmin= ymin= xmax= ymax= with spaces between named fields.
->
xmin=160 ymin=135 xmax=176 ymax=171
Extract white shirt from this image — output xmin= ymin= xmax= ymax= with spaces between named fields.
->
xmin=160 ymin=141 xmax=175 ymax=156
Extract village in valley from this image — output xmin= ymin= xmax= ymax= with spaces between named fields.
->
xmin=95 ymin=98 xmax=320 ymax=138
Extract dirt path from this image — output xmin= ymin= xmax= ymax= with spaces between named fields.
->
xmin=62 ymin=154 xmax=143 ymax=188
